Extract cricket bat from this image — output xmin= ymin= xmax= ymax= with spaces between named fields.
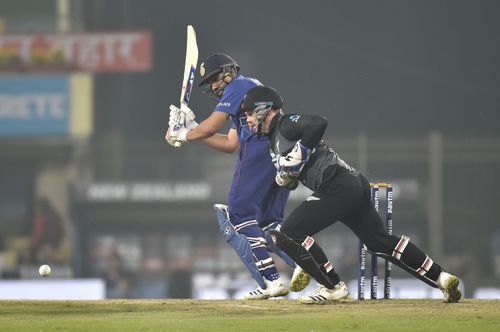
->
xmin=174 ymin=25 xmax=198 ymax=148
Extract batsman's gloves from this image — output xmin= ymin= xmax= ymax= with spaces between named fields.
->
xmin=275 ymin=170 xmax=300 ymax=190
xmin=166 ymin=109 xmax=189 ymax=147
xmin=168 ymin=122 xmax=189 ymax=146
xmin=169 ymin=104 xmax=198 ymax=130
xmin=179 ymin=104 xmax=198 ymax=130
xmin=165 ymin=128 xmax=178 ymax=147
xmin=277 ymin=140 xmax=312 ymax=177
xmin=167 ymin=104 xmax=198 ymax=147
xmin=166 ymin=105 xmax=183 ymax=147
xmin=169 ymin=105 xmax=183 ymax=128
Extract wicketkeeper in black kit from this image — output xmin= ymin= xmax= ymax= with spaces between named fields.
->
xmin=241 ymin=85 xmax=462 ymax=304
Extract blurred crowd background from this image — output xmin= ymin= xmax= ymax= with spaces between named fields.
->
xmin=0 ymin=0 xmax=499 ymax=299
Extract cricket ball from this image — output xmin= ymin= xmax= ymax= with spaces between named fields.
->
xmin=39 ymin=264 xmax=51 ymax=277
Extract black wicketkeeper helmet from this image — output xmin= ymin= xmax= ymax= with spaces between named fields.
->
xmin=241 ymin=85 xmax=283 ymax=116
xmin=240 ymin=86 xmax=283 ymax=135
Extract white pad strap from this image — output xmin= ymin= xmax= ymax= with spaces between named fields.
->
xmin=416 ymin=256 xmax=434 ymax=276
xmin=255 ymin=257 xmax=275 ymax=272
xmin=248 ymin=236 xmax=266 ymax=250
xmin=235 ymin=220 xmax=265 ymax=250
xmin=301 ymin=236 xmax=315 ymax=251
xmin=235 ymin=220 xmax=258 ymax=232
xmin=392 ymin=235 xmax=410 ymax=259
xmin=323 ymin=261 xmax=333 ymax=273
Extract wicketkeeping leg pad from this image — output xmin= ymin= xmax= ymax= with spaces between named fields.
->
xmin=366 ymin=247 xmax=438 ymax=288
xmin=271 ymin=230 xmax=335 ymax=289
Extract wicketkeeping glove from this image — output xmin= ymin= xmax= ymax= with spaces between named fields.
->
xmin=277 ymin=140 xmax=312 ymax=177
xmin=275 ymin=170 xmax=299 ymax=190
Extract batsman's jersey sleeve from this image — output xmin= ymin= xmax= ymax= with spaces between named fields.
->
xmin=214 ymin=75 xmax=261 ymax=118
xmin=214 ymin=75 xmax=261 ymax=144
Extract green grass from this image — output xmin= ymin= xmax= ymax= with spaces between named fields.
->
xmin=0 ymin=299 xmax=499 ymax=332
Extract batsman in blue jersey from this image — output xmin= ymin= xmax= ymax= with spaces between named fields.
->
xmin=166 ymin=54 xmax=310 ymax=299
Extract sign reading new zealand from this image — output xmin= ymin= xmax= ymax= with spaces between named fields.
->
xmin=0 ymin=76 xmax=70 ymax=135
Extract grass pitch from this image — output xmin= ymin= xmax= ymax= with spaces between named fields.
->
xmin=1 ymin=299 xmax=499 ymax=332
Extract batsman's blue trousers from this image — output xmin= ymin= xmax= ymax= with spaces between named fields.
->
xmin=228 ymin=137 xmax=289 ymax=228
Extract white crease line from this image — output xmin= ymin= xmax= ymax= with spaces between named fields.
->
xmin=233 ymin=304 xmax=289 ymax=310
xmin=234 ymin=304 xmax=268 ymax=310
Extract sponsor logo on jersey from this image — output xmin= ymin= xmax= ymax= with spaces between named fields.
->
xmin=217 ymin=102 xmax=231 ymax=107
xmin=289 ymin=114 xmax=301 ymax=122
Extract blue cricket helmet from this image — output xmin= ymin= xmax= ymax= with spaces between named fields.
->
xmin=198 ymin=53 xmax=240 ymax=87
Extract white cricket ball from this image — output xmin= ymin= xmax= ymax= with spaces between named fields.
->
xmin=39 ymin=264 xmax=51 ymax=277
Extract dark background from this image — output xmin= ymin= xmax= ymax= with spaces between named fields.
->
xmin=79 ymin=0 xmax=500 ymax=139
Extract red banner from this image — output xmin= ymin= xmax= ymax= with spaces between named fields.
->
xmin=0 ymin=31 xmax=152 ymax=73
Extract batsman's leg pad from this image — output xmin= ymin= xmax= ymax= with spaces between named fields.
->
xmin=271 ymin=230 xmax=335 ymax=289
xmin=214 ymin=204 xmax=267 ymax=289
xmin=263 ymin=222 xmax=297 ymax=268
